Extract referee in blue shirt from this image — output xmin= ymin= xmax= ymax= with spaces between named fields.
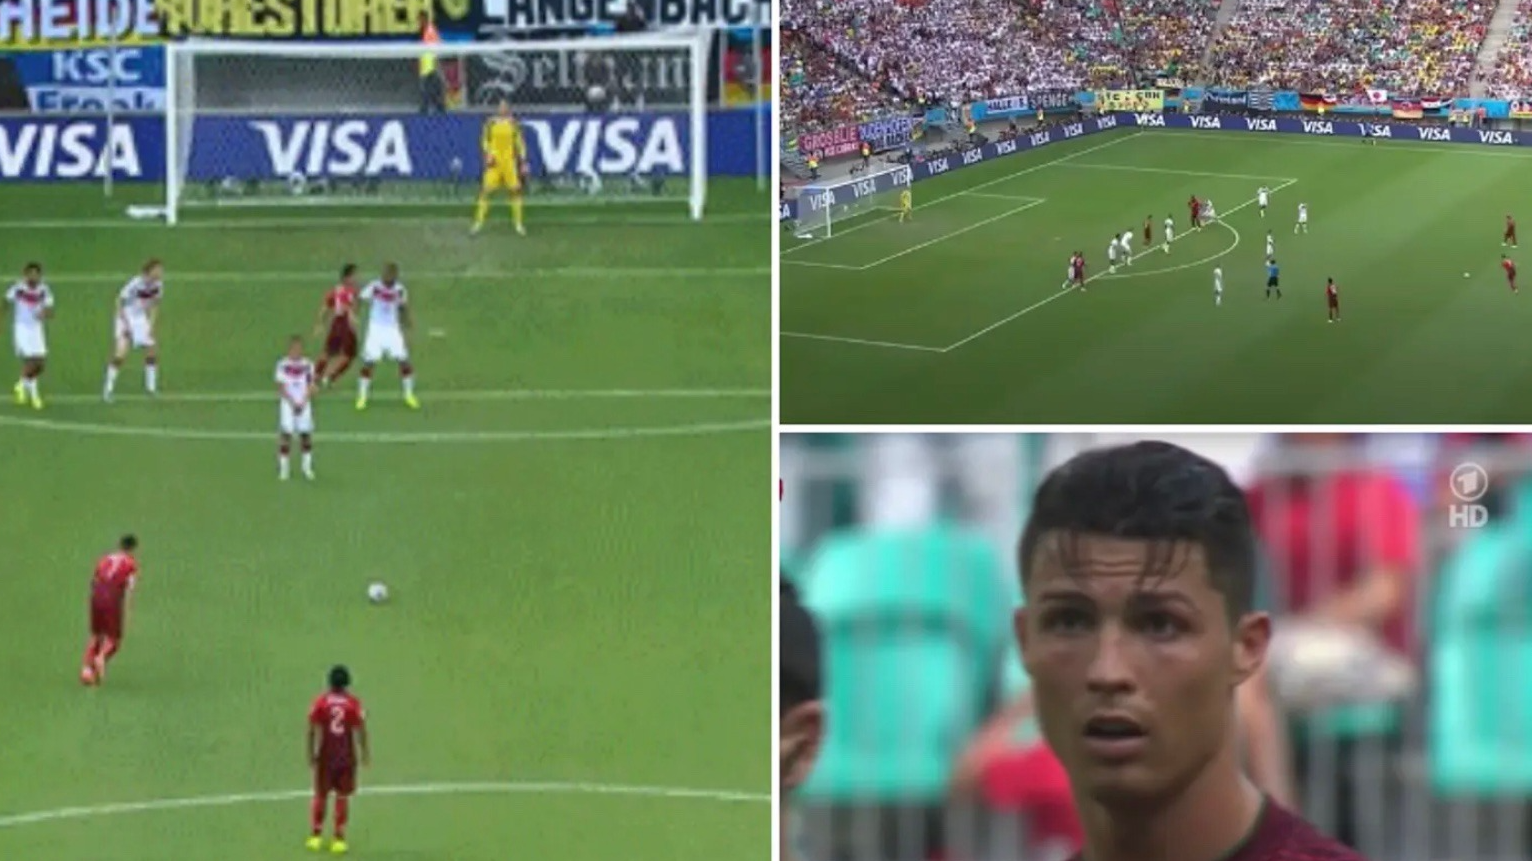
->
xmin=1265 ymin=259 xmax=1282 ymax=299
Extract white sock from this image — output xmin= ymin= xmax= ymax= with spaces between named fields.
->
xmin=302 ymin=451 xmax=313 ymax=473
xmin=279 ymin=454 xmax=290 ymax=478
xmin=104 ymin=364 xmax=119 ymax=394
xmin=359 ymin=376 xmax=372 ymax=399
xmin=25 ymin=378 xmax=38 ymax=398
xmin=402 ymin=374 xmax=415 ymax=397
xmin=145 ymin=363 xmax=158 ymax=393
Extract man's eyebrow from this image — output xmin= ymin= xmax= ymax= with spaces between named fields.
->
xmin=1125 ymin=591 xmax=1198 ymax=611
xmin=1034 ymin=589 xmax=1093 ymax=603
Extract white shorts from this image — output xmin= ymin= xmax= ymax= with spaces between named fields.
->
xmin=279 ymin=400 xmax=315 ymax=435
xmin=1298 ymin=214 xmax=1308 ymax=224
xmin=1165 ymin=230 xmax=1174 ymax=242
xmin=14 ymin=325 xmax=46 ymax=358
xmin=362 ymin=327 xmax=408 ymax=363
xmin=114 ymin=315 xmax=155 ymax=349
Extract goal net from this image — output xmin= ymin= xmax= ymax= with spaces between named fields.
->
xmin=145 ymin=32 xmax=710 ymax=224
xmin=792 ymin=164 xmax=912 ymax=238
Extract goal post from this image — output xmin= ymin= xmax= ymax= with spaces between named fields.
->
xmin=146 ymin=32 xmax=710 ymax=225
xmin=792 ymin=164 xmax=912 ymax=238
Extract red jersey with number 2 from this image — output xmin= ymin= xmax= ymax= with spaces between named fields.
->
xmin=1505 ymin=259 xmax=1517 ymax=279
xmin=310 ymin=692 xmax=366 ymax=770
xmin=92 ymin=552 xmax=138 ymax=606
xmin=1326 ymin=282 xmax=1339 ymax=303
xmin=325 ymin=286 xmax=358 ymax=322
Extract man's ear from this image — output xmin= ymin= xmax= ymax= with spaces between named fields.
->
xmin=781 ymin=701 xmax=825 ymax=792
xmin=1231 ymin=611 xmax=1271 ymax=687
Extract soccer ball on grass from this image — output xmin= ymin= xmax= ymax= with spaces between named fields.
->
xmin=367 ymin=582 xmax=390 ymax=604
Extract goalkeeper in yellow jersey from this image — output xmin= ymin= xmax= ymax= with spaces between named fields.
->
xmin=472 ymin=100 xmax=528 ymax=236
xmin=898 ymin=188 xmax=913 ymax=223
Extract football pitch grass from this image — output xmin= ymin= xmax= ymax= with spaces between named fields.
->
xmin=781 ymin=128 xmax=1532 ymax=424
xmin=0 ymin=182 xmax=769 ymax=861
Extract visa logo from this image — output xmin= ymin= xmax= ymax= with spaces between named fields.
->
xmin=1301 ymin=121 xmax=1334 ymax=136
xmin=996 ymin=139 xmax=1017 ymax=155
xmin=1244 ymin=118 xmax=1277 ymax=132
xmin=1134 ymin=113 xmax=1166 ymax=127
xmin=1479 ymin=130 xmax=1514 ymax=146
xmin=1417 ymin=126 xmax=1451 ymax=141
xmin=962 ymin=148 xmax=983 ymax=165
xmin=1030 ymin=131 xmax=1052 ymax=147
xmin=1361 ymin=124 xmax=1392 ymax=138
xmin=1098 ymin=115 xmax=1118 ymax=130
xmin=0 ymin=121 xmax=141 ymax=179
xmin=251 ymin=119 xmax=413 ymax=177
xmin=1189 ymin=116 xmax=1222 ymax=130
xmin=1062 ymin=122 xmax=1084 ymax=138
xmin=524 ymin=116 xmax=686 ymax=175
xmin=928 ymin=157 xmax=949 ymax=175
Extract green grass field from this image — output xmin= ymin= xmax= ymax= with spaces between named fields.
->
xmin=781 ymin=128 xmax=1532 ymax=424
xmin=0 ymin=182 xmax=769 ymax=860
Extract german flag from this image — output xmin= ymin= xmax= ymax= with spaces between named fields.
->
xmin=1299 ymin=93 xmax=1338 ymax=111
xmin=1391 ymin=99 xmax=1423 ymax=119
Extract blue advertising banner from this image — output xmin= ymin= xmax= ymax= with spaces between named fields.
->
xmin=1 ymin=0 xmax=162 ymax=48
xmin=1454 ymin=98 xmax=1510 ymax=119
xmin=970 ymin=91 xmax=1075 ymax=121
xmin=1203 ymin=88 xmax=1247 ymax=108
xmin=859 ymin=115 xmax=913 ymax=152
xmin=779 ymin=112 xmax=1532 ymax=221
xmin=1272 ymin=91 xmax=1301 ymax=112
xmin=1 ymin=108 xmax=764 ymax=182
xmin=0 ymin=115 xmax=162 ymax=180
xmin=7 ymin=46 xmax=164 ymax=111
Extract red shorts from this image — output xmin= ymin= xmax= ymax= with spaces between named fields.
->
xmin=1327 ymin=296 xmax=1339 ymax=308
xmin=324 ymin=320 xmax=357 ymax=357
xmin=90 ymin=599 xmax=123 ymax=641
xmin=315 ymin=762 xmax=357 ymax=796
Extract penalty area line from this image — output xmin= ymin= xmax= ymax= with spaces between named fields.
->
xmin=0 ymin=779 xmax=768 ymax=830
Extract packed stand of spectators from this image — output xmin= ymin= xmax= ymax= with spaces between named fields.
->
xmin=1483 ymin=0 xmax=1532 ymax=98
xmin=780 ymin=26 xmax=910 ymax=135
xmin=1209 ymin=0 xmax=1491 ymax=96
xmin=780 ymin=0 xmax=1215 ymax=132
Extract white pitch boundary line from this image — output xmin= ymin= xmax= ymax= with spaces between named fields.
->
xmin=3 ymin=211 xmax=763 ymax=231
xmin=777 ymin=331 xmax=943 ymax=352
xmin=1059 ymin=163 xmax=1300 ymax=183
xmin=941 ymin=177 xmax=1298 ymax=352
xmin=962 ymin=192 xmax=1050 ymax=202
xmin=781 ymin=259 xmax=865 ymax=270
xmin=46 ymin=388 xmax=769 ymax=405
xmin=0 ymin=779 xmax=768 ymax=830
xmin=780 ymin=130 xmax=1147 ymax=255
xmin=41 ymin=267 xmax=766 ymax=283
xmin=850 ymin=198 xmax=1048 ymax=271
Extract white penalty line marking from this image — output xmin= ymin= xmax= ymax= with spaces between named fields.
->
xmin=1058 ymin=163 xmax=1299 ymax=183
xmin=778 ymin=330 xmax=944 ymax=352
xmin=42 ymin=267 xmax=767 ymax=284
xmin=781 ymin=130 xmax=1146 ymax=255
xmin=941 ymin=177 xmax=1299 ymax=352
xmin=851 ymin=198 xmax=1047 ymax=270
xmin=961 ymin=192 xmax=1049 ymax=202
xmin=0 ymin=780 xmax=768 ymax=830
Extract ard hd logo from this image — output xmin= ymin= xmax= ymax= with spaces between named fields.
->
xmin=1448 ymin=462 xmax=1490 ymax=529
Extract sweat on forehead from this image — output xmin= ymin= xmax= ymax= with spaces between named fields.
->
xmin=1017 ymin=441 xmax=1257 ymax=616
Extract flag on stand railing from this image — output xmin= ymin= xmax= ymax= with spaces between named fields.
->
xmin=1366 ymin=88 xmax=1388 ymax=105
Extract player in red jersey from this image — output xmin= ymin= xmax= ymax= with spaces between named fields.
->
xmin=1326 ymin=277 xmax=1340 ymax=322
xmin=307 ymin=664 xmax=369 ymax=854
xmin=1143 ymin=216 xmax=1152 ymax=246
xmin=1062 ymin=252 xmax=1087 ymax=291
xmin=1503 ymin=254 xmax=1518 ymax=293
xmin=1505 ymin=214 xmax=1518 ymax=249
xmin=1189 ymin=195 xmax=1201 ymax=229
xmin=81 ymin=534 xmax=139 ymax=686
xmin=313 ymin=264 xmax=360 ymax=386
xmin=1016 ymin=442 xmax=1371 ymax=861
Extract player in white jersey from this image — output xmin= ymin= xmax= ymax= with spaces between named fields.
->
xmin=1265 ymin=231 xmax=1276 ymax=259
xmin=1202 ymin=199 xmax=1218 ymax=222
xmin=357 ymin=262 xmax=419 ymax=411
xmin=1119 ymin=229 xmax=1134 ymax=266
xmin=1213 ymin=266 xmax=1224 ymax=306
xmin=103 ymin=259 xmax=164 ymax=402
xmin=1257 ymin=186 xmax=1270 ymax=217
xmin=1163 ymin=215 xmax=1175 ymax=252
xmin=1107 ymin=236 xmax=1121 ymax=273
xmin=6 ymin=262 xmax=53 ymax=409
xmin=1295 ymin=203 xmax=1309 ymax=234
xmin=275 ymin=335 xmax=317 ymax=481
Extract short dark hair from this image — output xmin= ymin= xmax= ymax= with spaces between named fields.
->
xmin=1018 ymin=441 xmax=1257 ymax=619
xmin=120 ymin=534 xmax=138 ymax=551
xmin=23 ymin=261 xmax=41 ymax=274
xmin=780 ymin=579 xmax=822 ymax=713
xmin=341 ymin=263 xmax=357 ymax=279
xmin=329 ymin=665 xmax=351 ymax=691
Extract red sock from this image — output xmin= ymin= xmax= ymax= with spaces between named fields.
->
xmin=330 ymin=356 xmax=352 ymax=380
xmin=83 ymin=636 xmax=99 ymax=666
xmin=311 ymin=794 xmax=327 ymax=835
xmin=316 ymin=357 xmax=330 ymax=377
xmin=100 ymin=637 xmax=119 ymax=662
xmin=334 ymin=796 xmax=349 ymax=839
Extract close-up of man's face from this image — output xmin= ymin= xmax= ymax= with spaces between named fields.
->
xmin=1017 ymin=533 xmax=1269 ymax=805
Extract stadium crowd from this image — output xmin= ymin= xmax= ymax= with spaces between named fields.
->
xmin=1485 ymin=0 xmax=1532 ymax=98
xmin=1209 ymin=0 xmax=1492 ymax=95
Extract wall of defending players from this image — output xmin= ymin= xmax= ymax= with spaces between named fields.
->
xmin=778 ymin=112 xmax=1532 ymax=223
